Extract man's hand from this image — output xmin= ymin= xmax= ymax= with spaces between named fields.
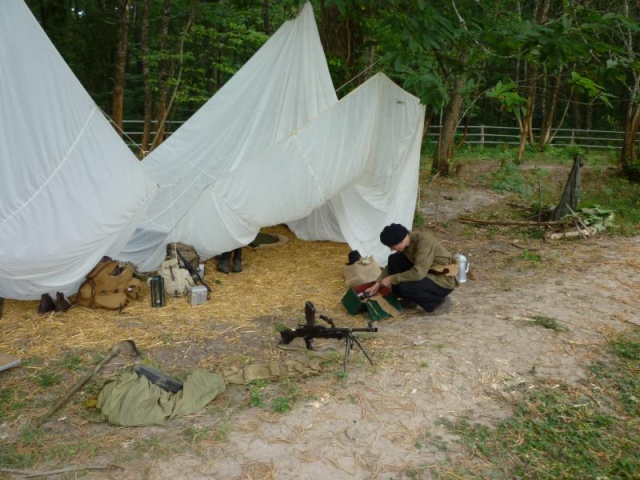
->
xmin=365 ymin=282 xmax=380 ymax=296
xmin=366 ymin=276 xmax=392 ymax=296
xmin=380 ymin=276 xmax=393 ymax=289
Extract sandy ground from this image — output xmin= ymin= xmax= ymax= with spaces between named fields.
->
xmin=2 ymin=166 xmax=639 ymax=480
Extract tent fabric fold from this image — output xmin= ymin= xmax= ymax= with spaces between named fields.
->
xmin=0 ymin=0 xmax=157 ymax=300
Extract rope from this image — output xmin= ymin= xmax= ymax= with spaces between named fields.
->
xmin=335 ymin=59 xmax=382 ymax=93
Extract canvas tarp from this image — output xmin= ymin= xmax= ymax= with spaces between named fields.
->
xmin=0 ymin=0 xmax=157 ymax=300
xmin=121 ymin=3 xmax=424 ymax=272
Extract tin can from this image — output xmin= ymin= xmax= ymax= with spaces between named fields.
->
xmin=149 ymin=275 xmax=165 ymax=307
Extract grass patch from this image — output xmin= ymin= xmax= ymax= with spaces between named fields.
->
xmin=439 ymin=327 xmax=640 ymax=479
xmin=531 ymin=315 xmax=568 ymax=332
xmin=582 ymin=169 xmax=640 ymax=235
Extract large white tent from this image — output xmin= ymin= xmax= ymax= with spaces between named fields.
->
xmin=121 ymin=2 xmax=425 ymax=272
xmin=0 ymin=0 xmax=157 ymax=300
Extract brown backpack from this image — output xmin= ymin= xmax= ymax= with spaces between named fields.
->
xmin=76 ymin=259 xmax=141 ymax=310
xmin=166 ymin=242 xmax=200 ymax=272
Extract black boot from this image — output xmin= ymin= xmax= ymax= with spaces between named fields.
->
xmin=55 ymin=292 xmax=72 ymax=312
xmin=38 ymin=293 xmax=56 ymax=314
xmin=232 ymin=248 xmax=243 ymax=273
xmin=217 ymin=252 xmax=231 ymax=274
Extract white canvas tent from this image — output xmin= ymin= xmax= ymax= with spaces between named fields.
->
xmin=0 ymin=0 xmax=157 ymax=300
xmin=121 ymin=2 xmax=425 ymax=272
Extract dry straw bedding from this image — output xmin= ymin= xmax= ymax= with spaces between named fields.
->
xmin=0 ymin=225 xmax=360 ymax=368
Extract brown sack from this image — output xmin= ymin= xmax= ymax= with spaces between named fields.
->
xmin=76 ymin=259 xmax=140 ymax=310
xmin=343 ymin=256 xmax=381 ymax=287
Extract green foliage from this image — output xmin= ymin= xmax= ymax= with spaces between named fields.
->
xmin=271 ymin=396 xmax=292 ymax=413
xmin=572 ymin=206 xmax=616 ymax=232
xmin=413 ymin=211 xmax=425 ymax=227
xmin=521 ymin=249 xmax=542 ymax=265
xmin=248 ymin=380 xmax=267 ymax=407
xmin=581 ymin=170 xmax=640 ymax=235
xmin=274 ymin=322 xmax=289 ymax=333
xmin=37 ymin=371 xmax=62 ymax=388
xmin=61 ymin=354 xmax=83 ymax=371
xmin=486 ymin=81 xmax=528 ymax=121
xmin=484 ymin=162 xmax=532 ymax=196
xmin=0 ymin=388 xmax=26 ymax=421
xmin=569 ymin=72 xmax=614 ymax=108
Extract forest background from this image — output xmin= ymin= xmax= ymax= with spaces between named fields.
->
xmin=23 ymin=0 xmax=640 ymax=179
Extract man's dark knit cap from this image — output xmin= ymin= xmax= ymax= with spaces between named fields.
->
xmin=380 ymin=223 xmax=409 ymax=247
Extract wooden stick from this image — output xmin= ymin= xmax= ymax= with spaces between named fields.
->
xmin=1 ymin=464 xmax=120 ymax=478
xmin=457 ymin=216 xmax=569 ymax=226
xmin=33 ymin=340 xmax=139 ymax=427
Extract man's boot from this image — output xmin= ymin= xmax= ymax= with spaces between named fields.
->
xmin=55 ymin=292 xmax=72 ymax=312
xmin=217 ymin=252 xmax=231 ymax=274
xmin=232 ymin=249 xmax=243 ymax=273
xmin=38 ymin=293 xmax=56 ymax=314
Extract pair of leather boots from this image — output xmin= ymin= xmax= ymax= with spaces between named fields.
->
xmin=38 ymin=292 xmax=72 ymax=314
xmin=217 ymin=248 xmax=242 ymax=274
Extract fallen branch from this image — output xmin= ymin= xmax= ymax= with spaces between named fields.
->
xmin=457 ymin=217 xmax=569 ymax=227
xmin=0 ymin=464 xmax=120 ymax=478
xmin=547 ymin=229 xmax=591 ymax=240
xmin=510 ymin=242 xmax=540 ymax=251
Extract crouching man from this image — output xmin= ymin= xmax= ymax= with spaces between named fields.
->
xmin=365 ymin=223 xmax=458 ymax=315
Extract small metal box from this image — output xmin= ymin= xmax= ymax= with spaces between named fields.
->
xmin=189 ymin=285 xmax=208 ymax=305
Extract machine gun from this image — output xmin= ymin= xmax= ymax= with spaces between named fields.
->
xmin=279 ymin=301 xmax=378 ymax=372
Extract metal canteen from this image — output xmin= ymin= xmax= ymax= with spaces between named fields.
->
xmin=454 ymin=253 xmax=469 ymax=283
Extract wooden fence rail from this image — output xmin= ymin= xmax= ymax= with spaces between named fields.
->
xmin=119 ymin=120 xmax=624 ymax=153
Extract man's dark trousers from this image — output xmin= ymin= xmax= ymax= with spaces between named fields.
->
xmin=387 ymin=252 xmax=452 ymax=312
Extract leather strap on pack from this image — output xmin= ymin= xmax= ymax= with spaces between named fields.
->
xmin=428 ymin=262 xmax=459 ymax=277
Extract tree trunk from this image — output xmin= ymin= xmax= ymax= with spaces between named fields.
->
xmin=318 ymin=0 xmax=362 ymax=90
xmin=432 ymin=76 xmax=465 ymax=176
xmin=140 ymin=0 xmax=151 ymax=157
xmin=150 ymin=0 xmax=172 ymax=151
xmin=517 ymin=0 xmax=549 ymax=162
xmin=620 ymin=102 xmax=640 ymax=170
xmin=572 ymin=89 xmax=582 ymax=144
xmin=263 ymin=0 xmax=272 ymax=35
xmin=538 ymin=69 xmax=562 ymax=149
xmin=619 ymin=0 xmax=640 ymax=178
xmin=111 ymin=0 xmax=131 ymax=135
